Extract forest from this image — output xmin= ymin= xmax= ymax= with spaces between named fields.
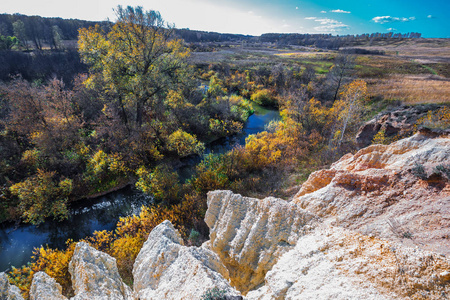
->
xmin=0 ymin=6 xmax=449 ymax=298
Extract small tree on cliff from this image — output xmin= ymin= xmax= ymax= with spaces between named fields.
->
xmin=329 ymin=80 xmax=368 ymax=156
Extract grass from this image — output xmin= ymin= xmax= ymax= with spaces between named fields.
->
xmin=355 ymin=56 xmax=432 ymax=77
xmin=420 ymin=64 xmax=438 ymax=75
xmin=368 ymin=75 xmax=450 ymax=104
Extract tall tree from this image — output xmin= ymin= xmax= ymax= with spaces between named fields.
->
xmin=51 ymin=25 xmax=63 ymax=50
xmin=13 ymin=20 xmax=29 ymax=50
xmin=327 ymin=54 xmax=355 ymax=102
xmin=78 ymin=6 xmax=190 ymax=129
xmin=334 ymin=80 xmax=368 ymax=149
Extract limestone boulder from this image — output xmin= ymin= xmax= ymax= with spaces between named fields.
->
xmin=247 ymin=225 xmax=450 ymax=300
xmin=133 ymin=220 xmax=240 ymax=300
xmin=355 ymin=104 xmax=444 ymax=147
xmin=29 ymin=272 xmax=67 ymax=300
xmin=205 ymin=190 xmax=317 ymax=293
xmin=68 ymin=242 xmax=132 ymax=300
xmin=0 ymin=272 xmax=24 ymax=300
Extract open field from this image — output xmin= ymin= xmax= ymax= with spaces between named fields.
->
xmin=368 ymin=75 xmax=450 ymax=104
xmin=188 ymin=39 xmax=450 ymax=104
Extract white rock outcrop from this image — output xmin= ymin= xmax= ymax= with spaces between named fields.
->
xmin=246 ymin=226 xmax=390 ymax=300
xmin=0 ymin=272 xmax=24 ymax=300
xmin=29 ymin=272 xmax=67 ymax=300
xmin=294 ymin=132 xmax=450 ymax=254
xmin=205 ymin=190 xmax=317 ymax=292
xmin=133 ymin=220 xmax=240 ymax=300
xmin=247 ymin=224 xmax=450 ymax=300
xmin=68 ymin=242 xmax=132 ymax=300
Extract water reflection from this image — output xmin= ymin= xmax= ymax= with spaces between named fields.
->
xmin=0 ymin=186 xmax=152 ymax=271
xmin=179 ymin=106 xmax=281 ymax=180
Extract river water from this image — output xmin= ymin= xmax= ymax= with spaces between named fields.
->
xmin=0 ymin=105 xmax=280 ymax=272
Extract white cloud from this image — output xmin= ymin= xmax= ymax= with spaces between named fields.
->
xmin=331 ymin=9 xmax=350 ymax=14
xmin=295 ymin=7 xmax=298 ymax=10
xmin=387 ymin=28 xmax=396 ymax=31
xmin=305 ymin=17 xmax=317 ymax=20
xmin=320 ymin=10 xmax=327 ymax=13
xmin=315 ymin=18 xmax=337 ymax=24
xmin=372 ymin=15 xmax=416 ymax=24
xmin=313 ymin=18 xmax=349 ymax=32
xmin=427 ymin=15 xmax=432 ymax=18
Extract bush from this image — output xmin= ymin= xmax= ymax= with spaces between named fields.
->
xmin=411 ymin=163 xmax=427 ymax=180
xmin=201 ymin=287 xmax=227 ymax=300
xmin=250 ymin=89 xmax=276 ymax=107
xmin=166 ymin=129 xmax=205 ymax=157
xmin=188 ymin=229 xmax=201 ymax=246
xmin=10 ymin=170 xmax=72 ymax=225
xmin=136 ymin=165 xmax=181 ymax=204
xmin=434 ymin=164 xmax=450 ymax=180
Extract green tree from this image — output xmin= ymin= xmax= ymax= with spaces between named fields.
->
xmin=136 ymin=165 xmax=181 ymax=204
xmin=0 ymin=35 xmax=19 ymax=50
xmin=52 ymin=25 xmax=63 ymax=50
xmin=13 ymin=20 xmax=29 ymax=50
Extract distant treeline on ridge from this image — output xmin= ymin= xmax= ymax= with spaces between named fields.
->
xmin=0 ymin=13 xmax=423 ymax=50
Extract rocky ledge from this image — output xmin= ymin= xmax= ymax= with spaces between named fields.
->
xmin=2 ymin=130 xmax=449 ymax=299
xmin=355 ymin=104 xmax=446 ymax=147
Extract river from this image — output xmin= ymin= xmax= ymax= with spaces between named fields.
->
xmin=0 ymin=105 xmax=280 ymax=272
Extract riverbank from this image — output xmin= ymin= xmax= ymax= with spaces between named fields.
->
xmin=0 ymin=105 xmax=280 ymax=272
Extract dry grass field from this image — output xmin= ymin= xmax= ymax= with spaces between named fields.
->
xmin=188 ymin=39 xmax=450 ymax=105
xmin=368 ymin=75 xmax=450 ymax=104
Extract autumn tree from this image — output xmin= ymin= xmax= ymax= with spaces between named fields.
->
xmin=78 ymin=6 xmax=190 ymax=129
xmin=331 ymin=79 xmax=368 ymax=151
xmin=10 ymin=169 xmax=73 ymax=225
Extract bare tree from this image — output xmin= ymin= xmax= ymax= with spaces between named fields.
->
xmin=327 ymin=54 xmax=355 ymax=102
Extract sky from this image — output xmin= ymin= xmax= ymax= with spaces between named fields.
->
xmin=2 ymin=0 xmax=449 ymax=38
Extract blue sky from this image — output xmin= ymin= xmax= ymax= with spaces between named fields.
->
xmin=2 ymin=0 xmax=449 ymax=37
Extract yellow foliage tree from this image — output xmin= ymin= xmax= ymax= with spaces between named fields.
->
xmin=78 ymin=6 xmax=190 ymax=128
xmin=166 ymin=129 xmax=205 ymax=157
xmin=10 ymin=170 xmax=72 ymax=225
xmin=333 ymin=80 xmax=368 ymax=148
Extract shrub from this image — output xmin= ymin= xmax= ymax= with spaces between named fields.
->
xmin=434 ymin=164 xmax=450 ymax=180
xmin=166 ymin=129 xmax=205 ymax=157
xmin=136 ymin=165 xmax=181 ymax=204
xmin=411 ymin=163 xmax=427 ymax=180
xmin=10 ymin=170 xmax=72 ymax=225
xmin=83 ymin=150 xmax=129 ymax=194
xmin=188 ymin=229 xmax=201 ymax=246
xmin=251 ymin=89 xmax=276 ymax=107
xmin=201 ymin=287 xmax=228 ymax=300
xmin=415 ymin=107 xmax=450 ymax=130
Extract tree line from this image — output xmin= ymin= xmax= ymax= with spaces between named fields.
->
xmin=0 ymin=13 xmax=110 ymax=50
xmin=0 ymin=13 xmax=422 ymax=52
